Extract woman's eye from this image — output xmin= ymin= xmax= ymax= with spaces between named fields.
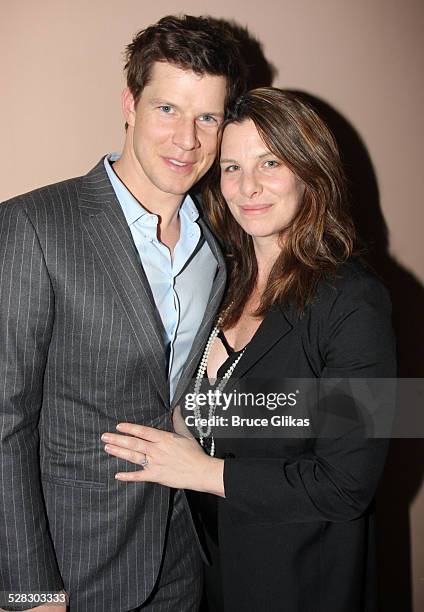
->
xmin=263 ymin=160 xmax=279 ymax=168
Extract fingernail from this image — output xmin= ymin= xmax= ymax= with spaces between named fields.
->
xmin=116 ymin=424 xmax=123 ymax=430
xmin=104 ymin=444 xmax=110 ymax=452
xmin=101 ymin=434 xmax=110 ymax=442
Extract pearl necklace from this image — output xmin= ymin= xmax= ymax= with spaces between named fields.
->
xmin=193 ymin=319 xmax=246 ymax=456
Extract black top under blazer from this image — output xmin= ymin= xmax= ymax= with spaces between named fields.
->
xmin=194 ymin=259 xmax=396 ymax=612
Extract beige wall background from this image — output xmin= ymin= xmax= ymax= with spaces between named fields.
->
xmin=1 ymin=0 xmax=423 ymax=609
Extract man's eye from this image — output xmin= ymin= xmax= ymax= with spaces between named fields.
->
xmin=198 ymin=115 xmax=217 ymax=124
xmin=263 ymin=160 xmax=280 ymax=168
xmin=223 ymin=164 xmax=240 ymax=173
xmin=159 ymin=105 xmax=173 ymax=113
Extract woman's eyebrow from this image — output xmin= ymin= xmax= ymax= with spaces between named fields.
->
xmin=220 ymin=151 xmax=272 ymax=164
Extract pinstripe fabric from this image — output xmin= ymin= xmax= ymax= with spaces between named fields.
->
xmin=0 ymin=159 xmax=226 ymax=611
xmin=134 ymin=490 xmax=203 ymax=612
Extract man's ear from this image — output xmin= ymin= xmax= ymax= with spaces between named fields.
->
xmin=122 ymin=87 xmax=136 ymax=128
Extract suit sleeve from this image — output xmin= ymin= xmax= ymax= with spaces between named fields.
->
xmin=223 ymin=273 xmax=397 ymax=523
xmin=0 ymin=202 xmax=64 ymax=598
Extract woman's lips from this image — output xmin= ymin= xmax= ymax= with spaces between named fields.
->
xmin=162 ymin=157 xmax=195 ymax=174
xmin=240 ymin=204 xmax=273 ymax=215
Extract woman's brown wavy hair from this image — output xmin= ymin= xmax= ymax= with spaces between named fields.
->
xmin=203 ymin=88 xmax=357 ymax=328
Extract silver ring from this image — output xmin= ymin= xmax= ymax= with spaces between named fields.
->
xmin=140 ymin=454 xmax=149 ymax=467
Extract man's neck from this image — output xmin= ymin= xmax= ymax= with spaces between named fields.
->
xmin=157 ymin=214 xmax=181 ymax=255
xmin=112 ymin=154 xmax=184 ymax=253
xmin=113 ymin=151 xmax=184 ymax=229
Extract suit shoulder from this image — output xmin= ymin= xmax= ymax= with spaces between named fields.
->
xmin=1 ymin=175 xmax=84 ymax=220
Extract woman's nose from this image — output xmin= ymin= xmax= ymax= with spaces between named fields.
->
xmin=240 ymin=171 xmax=263 ymax=198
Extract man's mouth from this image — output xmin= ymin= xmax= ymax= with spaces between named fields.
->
xmin=163 ymin=157 xmax=196 ymax=172
xmin=169 ymin=158 xmax=190 ymax=167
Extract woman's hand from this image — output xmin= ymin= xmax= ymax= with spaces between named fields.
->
xmin=101 ymin=407 xmax=225 ymax=497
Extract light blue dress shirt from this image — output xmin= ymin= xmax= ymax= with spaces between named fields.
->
xmin=104 ymin=154 xmax=217 ymax=399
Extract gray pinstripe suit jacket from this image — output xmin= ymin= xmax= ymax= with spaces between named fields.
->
xmin=0 ymin=159 xmax=226 ymax=610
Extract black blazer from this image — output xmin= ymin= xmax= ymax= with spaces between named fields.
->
xmin=195 ymin=259 xmax=396 ymax=612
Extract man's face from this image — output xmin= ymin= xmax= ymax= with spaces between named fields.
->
xmin=123 ymin=62 xmax=227 ymax=201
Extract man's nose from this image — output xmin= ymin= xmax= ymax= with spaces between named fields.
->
xmin=172 ymin=119 xmax=200 ymax=150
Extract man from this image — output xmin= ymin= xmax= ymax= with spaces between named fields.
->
xmin=0 ymin=15 xmax=245 ymax=611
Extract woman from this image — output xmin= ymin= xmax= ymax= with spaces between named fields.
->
xmin=102 ymin=89 xmax=396 ymax=611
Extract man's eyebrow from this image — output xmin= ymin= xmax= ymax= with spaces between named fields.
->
xmin=220 ymin=158 xmax=238 ymax=164
xmin=149 ymin=97 xmax=179 ymax=107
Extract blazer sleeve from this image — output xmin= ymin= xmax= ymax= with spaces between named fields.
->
xmin=223 ymin=271 xmax=397 ymax=523
xmin=0 ymin=202 xmax=64 ymax=595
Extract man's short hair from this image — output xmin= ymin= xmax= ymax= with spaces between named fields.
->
xmin=124 ymin=15 xmax=247 ymax=114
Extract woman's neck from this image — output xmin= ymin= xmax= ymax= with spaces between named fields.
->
xmin=253 ymin=236 xmax=282 ymax=284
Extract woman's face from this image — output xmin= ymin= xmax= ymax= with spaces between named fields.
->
xmin=220 ymin=119 xmax=304 ymax=245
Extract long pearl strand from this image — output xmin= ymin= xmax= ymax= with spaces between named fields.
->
xmin=193 ymin=318 xmax=246 ymax=456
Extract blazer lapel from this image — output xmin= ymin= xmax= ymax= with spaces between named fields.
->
xmin=79 ymin=159 xmax=169 ymax=406
xmin=172 ymin=218 xmax=227 ymax=407
xmin=234 ymin=306 xmax=295 ymax=379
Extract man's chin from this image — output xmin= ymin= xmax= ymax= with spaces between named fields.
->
xmin=158 ymin=176 xmax=200 ymax=197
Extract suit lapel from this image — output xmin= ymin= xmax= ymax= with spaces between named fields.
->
xmin=79 ymin=159 xmax=169 ymax=406
xmin=172 ymin=218 xmax=227 ymax=407
xmin=233 ymin=306 xmax=295 ymax=379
